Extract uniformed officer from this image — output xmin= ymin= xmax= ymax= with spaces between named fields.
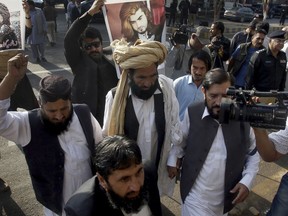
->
xmin=246 ymin=30 xmax=287 ymax=92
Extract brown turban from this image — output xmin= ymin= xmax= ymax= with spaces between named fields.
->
xmin=108 ymin=39 xmax=167 ymax=135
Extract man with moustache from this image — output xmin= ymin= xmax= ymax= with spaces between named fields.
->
xmin=228 ymin=27 xmax=267 ymax=89
xmin=64 ymin=0 xmax=119 ymax=126
xmin=65 ymin=135 xmax=162 ymax=216
xmin=102 ymin=39 xmax=183 ymax=200
xmin=206 ymin=21 xmax=230 ymax=70
xmin=179 ymin=68 xmax=260 ymax=216
xmin=0 ymin=54 xmax=103 ymax=216
xmin=119 ymin=2 xmax=163 ymax=44
xmin=246 ymin=30 xmax=287 ymax=92
xmin=173 ymin=50 xmax=212 ymax=121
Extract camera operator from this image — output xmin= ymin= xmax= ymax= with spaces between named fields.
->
xmin=166 ymin=26 xmax=211 ymax=80
xmin=206 ymin=21 xmax=230 ymax=70
xmin=253 ymin=125 xmax=288 ymax=215
xmin=180 ymin=68 xmax=260 ymax=215
xmin=218 ymin=88 xmax=288 ymax=214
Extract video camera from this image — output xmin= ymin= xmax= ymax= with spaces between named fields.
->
xmin=219 ymin=87 xmax=288 ymax=130
xmin=170 ymin=25 xmax=190 ymax=46
xmin=211 ymin=38 xmax=222 ymax=51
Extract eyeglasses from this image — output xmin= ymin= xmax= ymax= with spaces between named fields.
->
xmin=83 ymin=41 xmax=101 ymax=50
xmin=206 ymin=93 xmax=230 ymax=101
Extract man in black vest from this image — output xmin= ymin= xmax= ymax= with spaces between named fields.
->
xmin=103 ymin=39 xmax=183 ymax=199
xmin=180 ymin=68 xmax=260 ymax=215
xmin=65 ymin=135 xmax=162 ymax=216
xmin=0 ymin=53 xmax=103 ymax=216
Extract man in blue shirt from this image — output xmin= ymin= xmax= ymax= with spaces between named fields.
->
xmin=228 ymin=28 xmax=267 ymax=89
xmin=173 ymin=50 xmax=211 ymax=121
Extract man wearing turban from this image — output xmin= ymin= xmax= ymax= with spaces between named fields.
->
xmin=103 ymin=39 xmax=183 ymax=199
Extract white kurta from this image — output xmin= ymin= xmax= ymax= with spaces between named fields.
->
xmin=180 ymin=108 xmax=260 ymax=216
xmin=103 ymin=74 xmax=183 ymax=196
xmin=0 ymin=99 xmax=103 ymax=216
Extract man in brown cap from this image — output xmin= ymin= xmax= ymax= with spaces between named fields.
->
xmin=103 ymin=39 xmax=183 ymax=199
xmin=246 ymin=30 xmax=287 ymax=92
xmin=0 ymin=53 xmax=103 ymax=216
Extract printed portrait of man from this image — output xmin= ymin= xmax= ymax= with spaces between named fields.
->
xmin=104 ymin=0 xmax=165 ymax=45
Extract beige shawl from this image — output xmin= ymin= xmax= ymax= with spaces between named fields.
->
xmin=108 ymin=39 xmax=167 ymax=135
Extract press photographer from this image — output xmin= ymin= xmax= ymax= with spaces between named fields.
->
xmin=206 ymin=21 xmax=230 ymax=70
xmin=219 ymin=87 xmax=288 ymax=130
xmin=166 ymin=25 xmax=211 ymax=80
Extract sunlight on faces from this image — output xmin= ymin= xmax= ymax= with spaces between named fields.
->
xmin=40 ymin=99 xmax=73 ymax=135
xmin=203 ymin=81 xmax=231 ymax=119
xmin=129 ymin=63 xmax=159 ymax=100
xmin=252 ymin=32 xmax=265 ymax=48
xmin=99 ymin=164 xmax=146 ymax=213
xmin=209 ymin=24 xmax=219 ymax=37
xmin=129 ymin=8 xmax=148 ymax=34
xmin=270 ymin=38 xmax=285 ymax=51
xmin=191 ymin=58 xmax=208 ymax=82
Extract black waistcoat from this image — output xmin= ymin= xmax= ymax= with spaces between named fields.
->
xmin=180 ymin=102 xmax=251 ymax=213
xmin=124 ymin=92 xmax=165 ymax=168
xmin=23 ymin=104 xmax=95 ymax=214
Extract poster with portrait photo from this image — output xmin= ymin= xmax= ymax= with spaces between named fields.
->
xmin=103 ymin=0 xmax=166 ymax=44
xmin=102 ymin=0 xmax=166 ymax=77
xmin=0 ymin=0 xmax=25 ymax=50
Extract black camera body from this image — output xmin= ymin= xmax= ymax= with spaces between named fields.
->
xmin=219 ymin=87 xmax=288 ymax=130
xmin=211 ymin=39 xmax=222 ymax=51
xmin=170 ymin=25 xmax=189 ymax=46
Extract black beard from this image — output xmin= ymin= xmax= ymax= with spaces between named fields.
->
xmin=89 ymin=52 xmax=103 ymax=62
xmin=129 ymin=78 xmax=159 ymax=100
xmin=40 ymin=107 xmax=73 ymax=135
xmin=205 ymin=100 xmax=220 ymax=119
xmin=106 ymin=185 xmax=148 ymax=214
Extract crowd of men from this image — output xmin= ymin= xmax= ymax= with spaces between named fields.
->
xmin=1 ymin=0 xmax=288 ymax=216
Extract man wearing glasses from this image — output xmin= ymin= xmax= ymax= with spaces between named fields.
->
xmin=179 ymin=68 xmax=260 ymax=216
xmin=246 ymin=30 xmax=287 ymax=92
xmin=64 ymin=0 xmax=119 ymax=126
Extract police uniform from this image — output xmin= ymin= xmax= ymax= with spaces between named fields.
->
xmin=246 ymin=30 xmax=287 ymax=91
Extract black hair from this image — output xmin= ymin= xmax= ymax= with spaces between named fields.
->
xmin=212 ymin=21 xmax=225 ymax=34
xmin=202 ymin=68 xmax=234 ymax=90
xmin=39 ymin=75 xmax=71 ymax=104
xmin=27 ymin=0 xmax=35 ymax=7
xmin=94 ymin=135 xmax=142 ymax=181
xmin=79 ymin=27 xmax=103 ymax=47
xmin=187 ymin=50 xmax=212 ymax=74
xmin=256 ymin=22 xmax=270 ymax=34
